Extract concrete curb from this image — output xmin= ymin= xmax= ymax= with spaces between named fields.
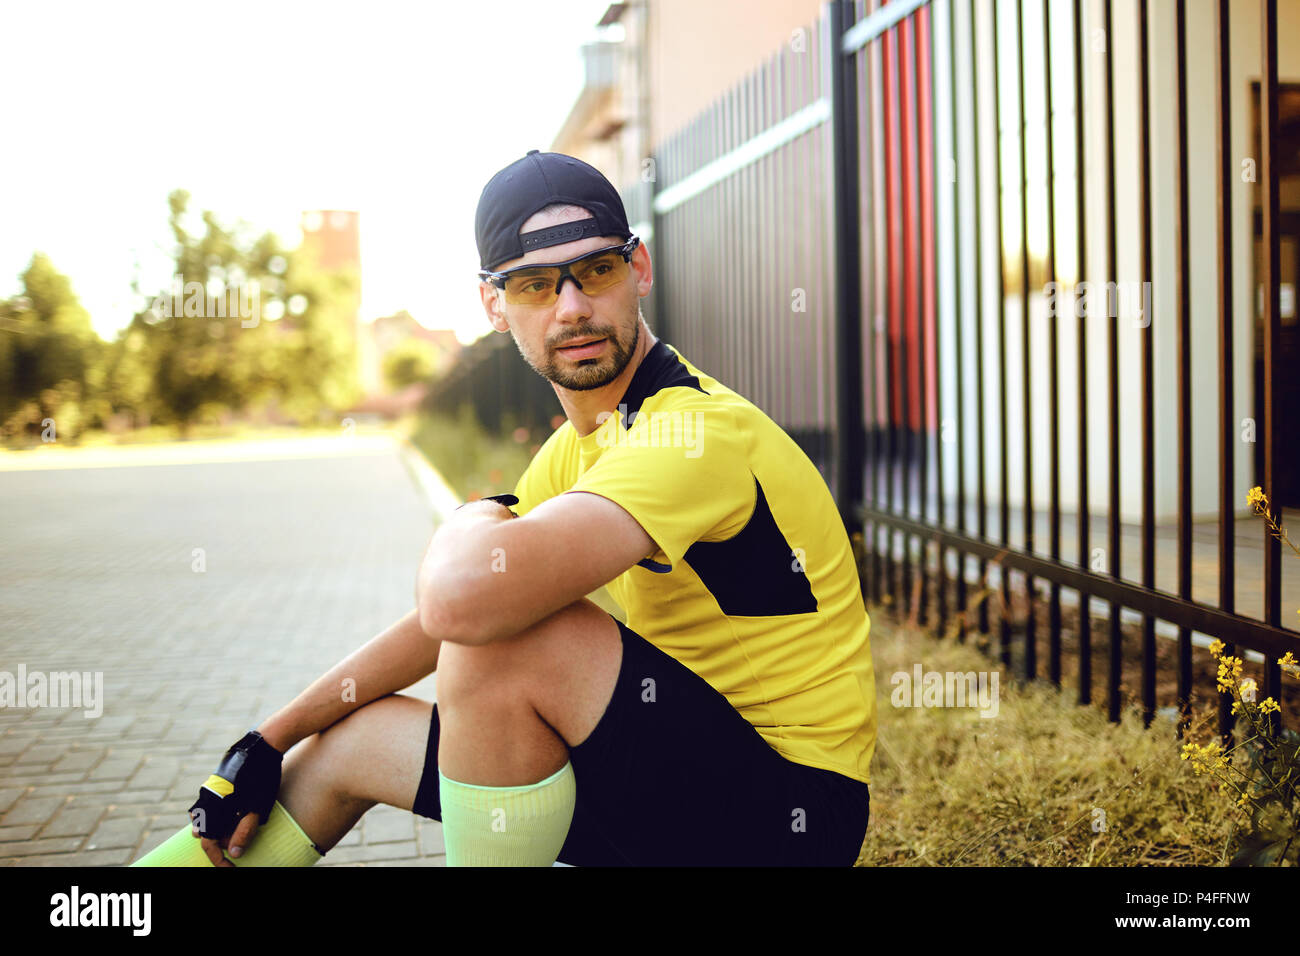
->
xmin=398 ymin=439 xmax=464 ymax=522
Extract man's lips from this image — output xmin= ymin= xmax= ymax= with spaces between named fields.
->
xmin=556 ymin=336 xmax=607 ymax=357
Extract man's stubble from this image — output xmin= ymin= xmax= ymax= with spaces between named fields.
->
xmin=511 ymin=303 xmax=642 ymax=393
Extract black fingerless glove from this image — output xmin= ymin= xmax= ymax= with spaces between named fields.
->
xmin=188 ymin=730 xmax=284 ymax=840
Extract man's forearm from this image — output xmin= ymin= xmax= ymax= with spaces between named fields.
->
xmin=256 ymin=607 xmax=439 ymax=752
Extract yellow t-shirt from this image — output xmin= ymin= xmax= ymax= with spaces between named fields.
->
xmin=512 ymin=339 xmax=876 ymax=785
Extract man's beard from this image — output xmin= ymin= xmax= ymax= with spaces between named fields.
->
xmin=518 ymin=310 xmax=640 ymax=392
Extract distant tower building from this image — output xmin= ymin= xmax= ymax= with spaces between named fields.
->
xmin=300 ymin=209 xmax=363 ymax=383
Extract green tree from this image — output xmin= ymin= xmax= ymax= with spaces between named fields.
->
xmin=0 ymin=253 xmax=107 ymax=442
xmin=122 ymin=190 xmax=361 ymax=436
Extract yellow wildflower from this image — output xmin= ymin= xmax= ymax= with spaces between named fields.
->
xmin=1259 ymin=698 xmax=1281 ymax=715
xmin=1248 ymin=486 xmax=1268 ymax=514
xmin=1209 ymin=639 xmax=1225 ymax=658
xmin=1216 ymin=658 xmax=1241 ymax=692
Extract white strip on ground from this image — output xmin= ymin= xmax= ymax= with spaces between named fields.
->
xmin=398 ymin=439 xmax=463 ymax=523
xmin=0 ymin=432 xmax=398 ymax=471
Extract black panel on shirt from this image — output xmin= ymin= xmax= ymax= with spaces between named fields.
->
xmin=617 ymin=340 xmax=708 ymax=430
xmin=682 ymin=475 xmax=819 ymax=616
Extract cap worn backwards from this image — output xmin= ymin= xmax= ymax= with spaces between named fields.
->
xmin=475 ymin=150 xmax=632 ymax=273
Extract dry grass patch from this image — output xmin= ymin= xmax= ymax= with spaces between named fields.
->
xmin=856 ymin=613 xmax=1240 ymax=866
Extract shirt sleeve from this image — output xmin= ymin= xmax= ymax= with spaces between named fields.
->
xmin=566 ymin=402 xmax=756 ymax=571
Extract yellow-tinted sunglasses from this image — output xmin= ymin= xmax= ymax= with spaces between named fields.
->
xmin=479 ymin=237 xmax=640 ymax=305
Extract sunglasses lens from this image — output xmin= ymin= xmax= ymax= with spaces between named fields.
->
xmin=570 ymin=251 xmax=627 ymax=294
xmin=504 ymin=271 xmax=559 ymax=305
xmin=501 ymin=248 xmax=630 ymax=304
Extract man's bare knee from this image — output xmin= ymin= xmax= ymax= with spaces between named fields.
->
xmin=435 ymin=598 xmax=611 ymax=704
xmin=435 ymin=598 xmax=621 ymax=749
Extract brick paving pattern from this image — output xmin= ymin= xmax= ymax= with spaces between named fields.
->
xmin=0 ymin=438 xmax=446 ymax=866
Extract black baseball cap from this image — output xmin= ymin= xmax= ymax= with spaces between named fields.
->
xmin=475 ymin=149 xmax=633 ymax=273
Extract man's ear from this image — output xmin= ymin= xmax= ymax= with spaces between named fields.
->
xmin=631 ymin=241 xmax=653 ymax=298
xmin=479 ymin=281 xmax=510 ymax=333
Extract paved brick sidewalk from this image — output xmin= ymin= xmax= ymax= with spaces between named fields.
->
xmin=0 ymin=436 xmax=447 ymax=866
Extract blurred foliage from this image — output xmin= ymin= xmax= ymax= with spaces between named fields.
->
xmin=409 ymin=402 xmax=537 ymax=502
xmin=382 ymin=337 xmax=440 ymax=391
xmin=1 ymin=190 xmax=362 ymax=446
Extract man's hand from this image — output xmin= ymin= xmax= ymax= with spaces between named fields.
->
xmin=188 ymin=730 xmax=284 ymax=867
xmin=194 ymin=811 xmax=263 ymax=868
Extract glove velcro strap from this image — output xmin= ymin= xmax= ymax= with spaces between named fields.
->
xmin=201 ymin=774 xmax=235 ymax=797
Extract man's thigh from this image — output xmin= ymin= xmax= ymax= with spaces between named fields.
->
xmin=412 ymin=618 xmax=869 ymax=866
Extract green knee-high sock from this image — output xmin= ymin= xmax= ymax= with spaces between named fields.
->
xmin=129 ymin=800 xmax=324 ymax=867
xmin=438 ymin=761 xmax=576 ymax=866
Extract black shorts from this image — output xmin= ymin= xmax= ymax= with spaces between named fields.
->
xmin=411 ymin=617 xmax=870 ymax=866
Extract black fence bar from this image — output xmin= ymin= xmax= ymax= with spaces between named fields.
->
xmin=823 ymin=13 xmax=838 ymax=480
xmin=1043 ymin=0 xmax=1062 ymax=687
xmin=748 ymin=64 xmax=762 ymax=413
xmin=1136 ymin=0 xmax=1156 ymax=728
xmin=871 ymin=10 xmax=887 ymax=603
xmin=992 ymin=0 xmax=1012 ymax=668
xmin=886 ymin=17 xmax=902 ymax=606
xmin=972 ymin=0 xmax=990 ymax=638
xmin=898 ymin=13 xmax=915 ymax=615
xmin=1103 ymin=0 xmax=1122 ymax=725
xmin=1072 ymin=0 xmax=1091 ymax=706
xmin=760 ymin=54 xmax=771 ymax=433
xmin=873 ymin=0 xmax=887 ymax=597
xmin=767 ymin=56 xmax=781 ymax=440
xmin=1214 ymin=0 xmax=1236 ymax=744
xmin=1261 ymin=0 xmax=1283 ymax=739
xmin=951 ymin=0 xmax=969 ymax=640
xmin=1173 ymin=0 xmax=1193 ymax=726
xmin=911 ymin=9 xmax=930 ymax=627
xmin=649 ymin=143 xmax=668 ymax=345
xmin=830 ymin=0 xmax=865 ymax=541
xmin=929 ymin=2 xmax=946 ymax=637
xmin=1015 ymin=0 xmax=1035 ymax=681
xmin=723 ymin=82 xmax=738 ymax=417
xmin=754 ymin=60 xmax=766 ymax=443
xmin=730 ymin=81 xmax=743 ymax=420
xmin=736 ymin=72 xmax=748 ymax=402
xmin=862 ymin=2 xmax=882 ymax=606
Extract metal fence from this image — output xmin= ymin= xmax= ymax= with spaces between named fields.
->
xmin=424 ymin=333 xmax=559 ymax=438
xmin=647 ymin=0 xmax=1298 ymax=735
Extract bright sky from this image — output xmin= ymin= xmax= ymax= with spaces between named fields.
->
xmin=0 ymin=0 xmax=617 ymax=345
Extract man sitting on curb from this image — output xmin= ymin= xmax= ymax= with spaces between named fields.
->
xmin=132 ymin=150 xmax=876 ymax=866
